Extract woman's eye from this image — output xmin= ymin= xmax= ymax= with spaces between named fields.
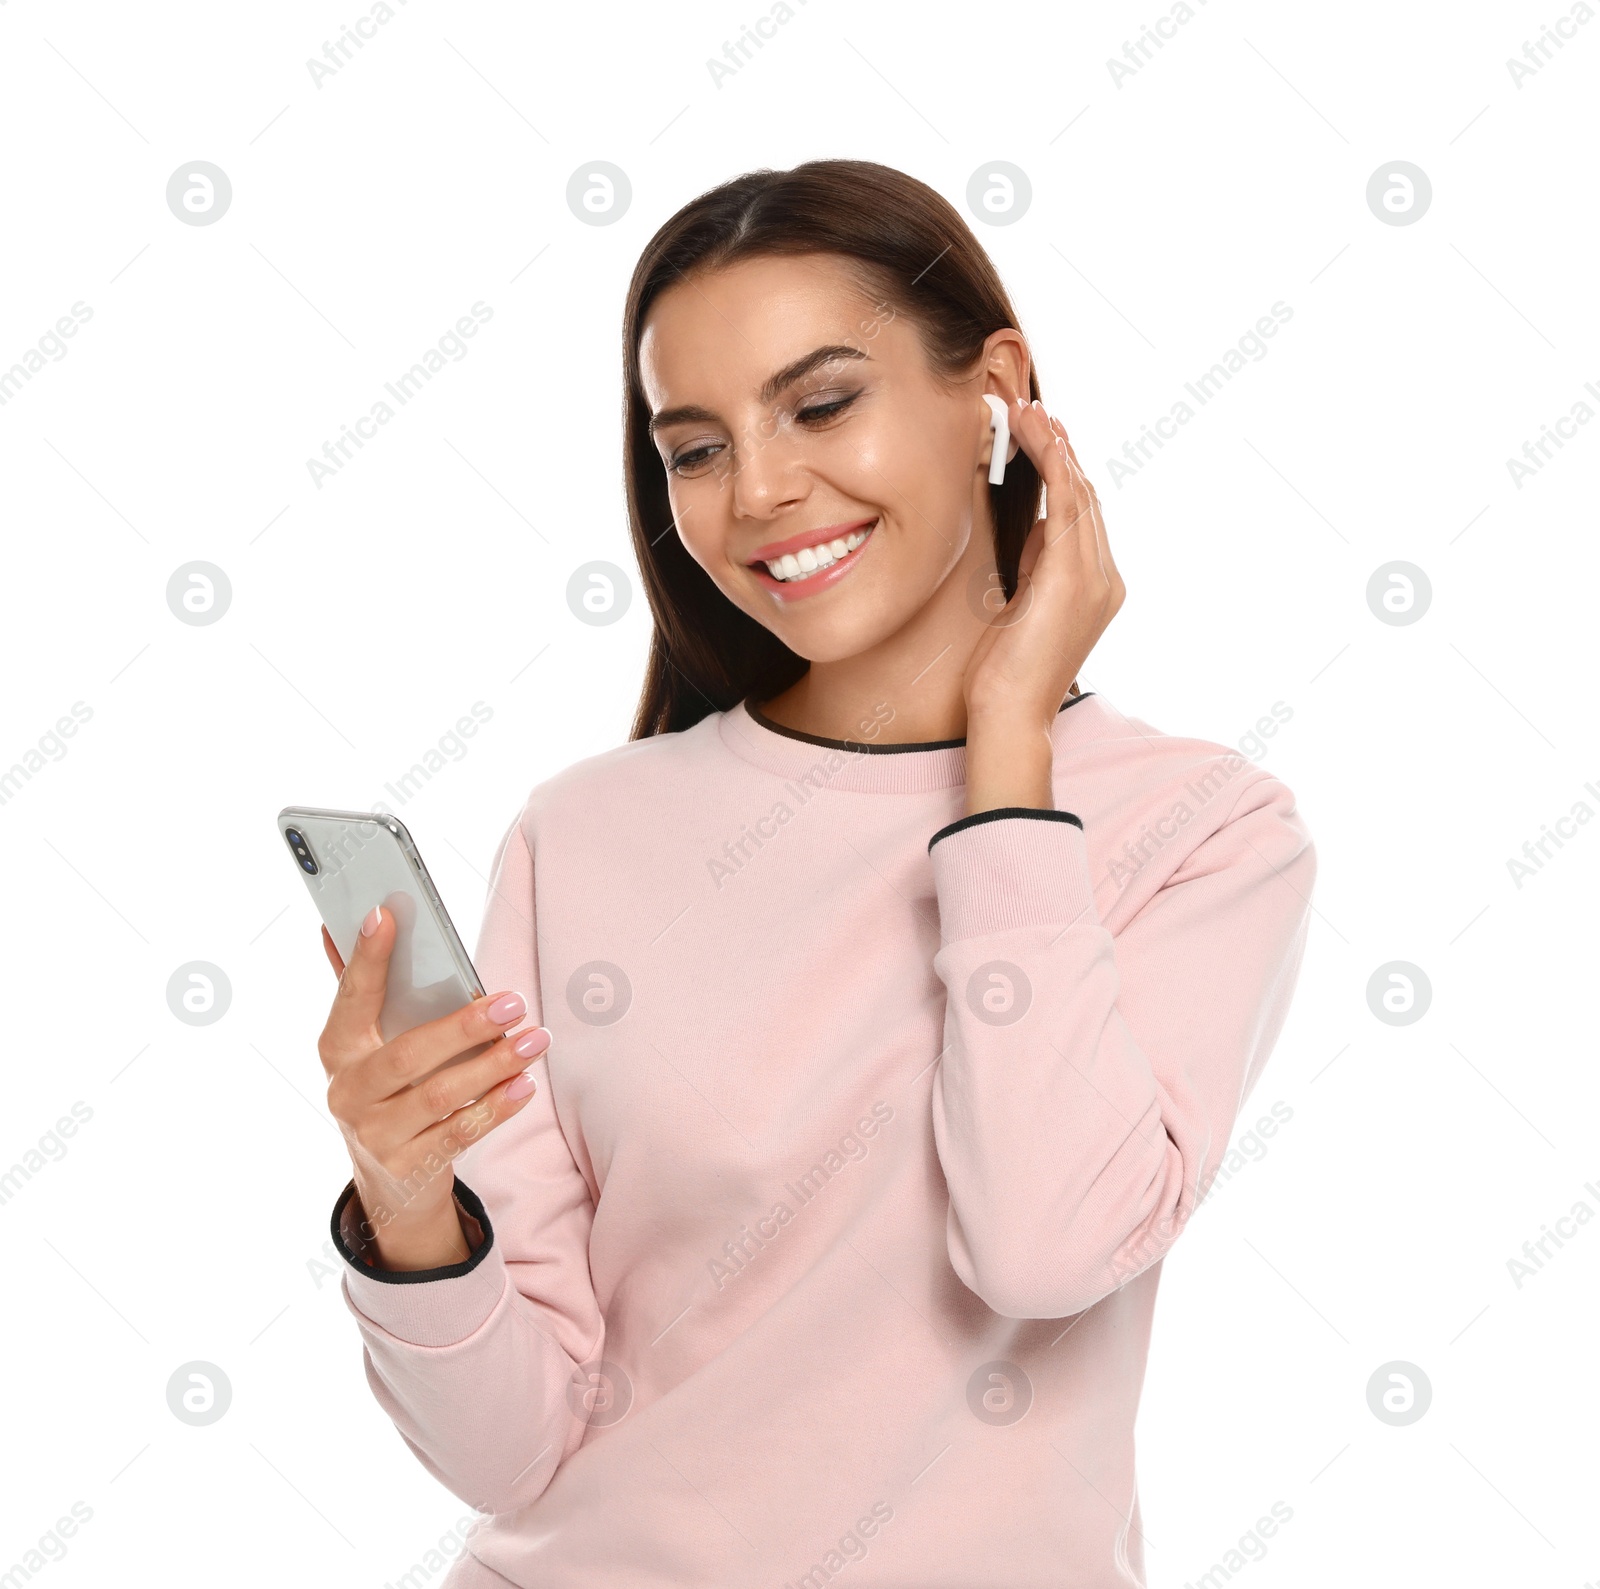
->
xmin=668 ymin=443 xmax=722 ymax=477
xmin=795 ymin=391 xmax=860 ymax=425
xmin=666 ymin=392 xmax=860 ymax=477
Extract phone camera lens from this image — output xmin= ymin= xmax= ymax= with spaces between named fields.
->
xmin=285 ymin=827 xmax=320 ymax=875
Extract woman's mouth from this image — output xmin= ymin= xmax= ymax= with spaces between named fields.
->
xmin=748 ymin=520 xmax=877 ymax=600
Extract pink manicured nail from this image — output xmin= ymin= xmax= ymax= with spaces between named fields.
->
xmin=505 ymin=1071 xmax=537 ymax=1101
xmin=512 ymin=1027 xmax=551 ymax=1059
xmin=487 ymin=991 xmax=527 ymax=1024
xmin=360 ymin=906 xmax=382 ymax=937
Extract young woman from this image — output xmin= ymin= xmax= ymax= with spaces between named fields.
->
xmin=317 ymin=160 xmax=1316 ymax=1588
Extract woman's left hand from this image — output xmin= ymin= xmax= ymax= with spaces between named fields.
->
xmin=961 ymin=398 xmax=1125 ymax=813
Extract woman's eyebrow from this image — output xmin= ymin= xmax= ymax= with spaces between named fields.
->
xmin=759 ymin=343 xmax=867 ymax=403
xmin=648 ymin=344 xmax=869 ymax=435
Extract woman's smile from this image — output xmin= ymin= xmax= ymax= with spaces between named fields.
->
xmin=747 ymin=518 xmax=877 ymax=598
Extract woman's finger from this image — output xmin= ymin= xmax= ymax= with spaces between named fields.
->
xmin=1062 ymin=426 xmax=1112 ymax=584
xmin=1052 ymin=416 xmax=1122 ymax=604
xmin=346 ymin=989 xmax=535 ymax=1107
xmin=320 ymin=905 xmax=394 ymax=1068
xmin=405 ymin=1064 xmax=542 ymax=1173
xmin=373 ymin=1026 xmax=552 ymax=1151
xmin=1009 ymin=399 xmax=1090 ymax=562
xmin=1049 ymin=418 xmax=1106 ymax=578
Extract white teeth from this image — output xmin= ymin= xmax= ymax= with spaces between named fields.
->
xmin=763 ymin=528 xmax=873 ymax=582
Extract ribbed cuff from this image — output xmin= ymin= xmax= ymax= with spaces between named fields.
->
xmin=928 ymin=806 xmax=1081 ymax=852
xmin=928 ymin=810 xmax=1098 ymax=943
xmin=331 ymin=1179 xmax=510 ymax=1347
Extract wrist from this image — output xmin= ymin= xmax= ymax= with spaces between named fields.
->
xmin=963 ymin=709 xmax=1055 ymax=816
xmin=366 ymin=1194 xmax=476 ymax=1273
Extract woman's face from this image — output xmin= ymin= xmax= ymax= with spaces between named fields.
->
xmin=638 ymin=253 xmax=1023 ymax=664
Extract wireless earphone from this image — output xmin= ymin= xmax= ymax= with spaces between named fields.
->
xmin=982 ymin=394 xmax=1010 ymax=485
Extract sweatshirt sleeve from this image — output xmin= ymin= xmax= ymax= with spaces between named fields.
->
xmin=926 ymin=767 xmax=1315 ymax=1320
xmin=330 ymin=811 xmax=605 ymax=1514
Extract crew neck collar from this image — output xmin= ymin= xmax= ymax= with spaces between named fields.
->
xmin=717 ymin=692 xmax=1098 ymax=794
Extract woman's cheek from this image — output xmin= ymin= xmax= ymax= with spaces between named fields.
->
xmin=858 ymin=407 xmax=951 ymax=501
xmin=671 ymin=503 xmax=730 ymax=583
xmin=838 ymin=417 xmax=902 ymax=487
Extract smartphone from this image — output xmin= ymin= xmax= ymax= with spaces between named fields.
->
xmin=277 ymin=806 xmax=490 ymax=1055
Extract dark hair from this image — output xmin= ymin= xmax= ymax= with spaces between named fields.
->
xmin=622 ymin=158 xmax=1043 ymax=739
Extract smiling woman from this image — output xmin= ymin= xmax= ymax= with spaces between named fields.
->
xmin=314 ymin=158 xmax=1318 ymax=1589
xmin=622 ymin=167 xmax=1048 ymax=746
xmin=638 ymin=253 xmax=1018 ymax=671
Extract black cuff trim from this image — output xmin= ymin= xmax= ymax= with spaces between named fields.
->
xmin=329 ymin=1177 xmax=496 ymax=1285
xmin=928 ymin=806 xmax=1083 ymax=853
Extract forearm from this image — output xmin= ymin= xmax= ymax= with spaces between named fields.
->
xmin=926 ymin=782 xmax=1316 ymax=1317
xmin=332 ymin=1178 xmax=593 ymax=1513
xmin=927 ymin=815 xmax=1170 ymax=1316
xmin=933 ymin=921 xmax=1184 ymax=1317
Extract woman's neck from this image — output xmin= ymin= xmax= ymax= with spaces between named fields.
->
xmin=756 ymin=553 xmax=1078 ymax=746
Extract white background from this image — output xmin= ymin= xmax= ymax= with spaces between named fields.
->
xmin=1 ymin=0 xmax=1596 ymax=1584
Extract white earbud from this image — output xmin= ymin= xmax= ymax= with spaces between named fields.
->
xmin=982 ymin=394 xmax=1010 ymax=485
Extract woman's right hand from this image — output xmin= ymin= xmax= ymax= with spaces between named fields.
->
xmin=317 ymin=903 xmax=549 ymax=1272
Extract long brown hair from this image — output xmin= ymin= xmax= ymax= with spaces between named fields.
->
xmin=623 ymin=158 xmax=1043 ymax=739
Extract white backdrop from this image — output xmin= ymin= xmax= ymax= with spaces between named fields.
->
xmin=2 ymin=0 xmax=1596 ymax=1584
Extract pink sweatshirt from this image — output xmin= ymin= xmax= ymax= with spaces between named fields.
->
xmin=330 ymin=690 xmax=1315 ymax=1588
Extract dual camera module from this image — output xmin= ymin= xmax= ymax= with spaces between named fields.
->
xmin=284 ymin=827 xmax=320 ymax=875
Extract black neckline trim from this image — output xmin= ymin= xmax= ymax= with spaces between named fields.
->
xmin=330 ymin=1176 xmax=495 ymax=1284
xmin=745 ymin=689 xmax=1095 ymax=755
xmin=928 ymin=806 xmax=1083 ymax=852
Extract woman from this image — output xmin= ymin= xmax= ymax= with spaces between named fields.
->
xmin=317 ymin=159 xmax=1316 ymax=1587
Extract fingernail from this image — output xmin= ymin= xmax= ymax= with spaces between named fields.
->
xmin=505 ymin=1071 xmax=537 ymax=1101
xmin=487 ymin=991 xmax=527 ymax=1024
xmin=512 ymin=1026 xmax=551 ymax=1059
xmin=360 ymin=906 xmax=382 ymax=937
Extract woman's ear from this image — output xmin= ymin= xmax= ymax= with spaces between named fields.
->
xmin=976 ymin=328 xmax=1030 ymax=472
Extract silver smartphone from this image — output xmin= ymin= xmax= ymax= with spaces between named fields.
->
xmin=277 ymin=806 xmax=489 ymax=1053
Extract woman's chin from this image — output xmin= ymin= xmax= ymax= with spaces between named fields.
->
xmin=725 ymin=555 xmax=937 ymax=665
xmin=767 ymin=605 xmax=924 ymax=667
